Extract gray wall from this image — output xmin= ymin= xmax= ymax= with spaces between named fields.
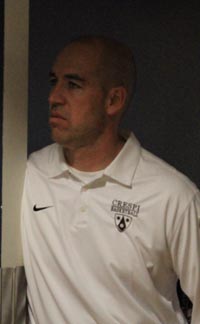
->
xmin=0 ymin=3 xmax=28 ymax=322
xmin=29 ymin=1 xmax=200 ymax=189
xmin=1 ymin=0 xmax=29 ymax=268
xmin=0 ymin=0 xmax=4 ymax=251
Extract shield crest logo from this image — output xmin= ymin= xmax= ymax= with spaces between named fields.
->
xmin=114 ymin=214 xmax=132 ymax=232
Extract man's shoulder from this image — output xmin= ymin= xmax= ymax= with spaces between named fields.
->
xmin=27 ymin=143 xmax=60 ymax=174
xmin=138 ymin=147 xmax=198 ymax=198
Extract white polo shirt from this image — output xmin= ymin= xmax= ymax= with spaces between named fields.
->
xmin=21 ymin=132 xmax=200 ymax=324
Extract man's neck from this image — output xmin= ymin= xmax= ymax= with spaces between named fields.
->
xmin=63 ymin=132 xmax=125 ymax=172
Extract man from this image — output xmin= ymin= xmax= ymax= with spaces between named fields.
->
xmin=21 ymin=36 xmax=200 ymax=324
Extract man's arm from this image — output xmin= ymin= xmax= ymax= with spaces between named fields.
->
xmin=170 ymin=192 xmax=200 ymax=324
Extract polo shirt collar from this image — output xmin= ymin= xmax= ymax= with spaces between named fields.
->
xmin=48 ymin=144 xmax=69 ymax=178
xmin=49 ymin=132 xmax=141 ymax=187
xmin=104 ymin=132 xmax=141 ymax=187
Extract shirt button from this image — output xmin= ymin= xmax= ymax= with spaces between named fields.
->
xmin=80 ymin=206 xmax=87 ymax=212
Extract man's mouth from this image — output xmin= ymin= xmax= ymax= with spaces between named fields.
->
xmin=50 ymin=112 xmax=66 ymax=120
xmin=49 ymin=112 xmax=68 ymax=129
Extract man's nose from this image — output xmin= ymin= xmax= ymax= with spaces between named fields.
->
xmin=48 ymin=84 xmax=65 ymax=106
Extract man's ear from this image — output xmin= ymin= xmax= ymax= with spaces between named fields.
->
xmin=106 ymin=86 xmax=127 ymax=116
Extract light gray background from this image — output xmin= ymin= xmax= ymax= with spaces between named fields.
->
xmin=0 ymin=0 xmax=4 ymax=247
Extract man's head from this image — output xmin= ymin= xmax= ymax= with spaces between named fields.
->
xmin=63 ymin=35 xmax=136 ymax=109
xmin=48 ymin=36 xmax=136 ymax=148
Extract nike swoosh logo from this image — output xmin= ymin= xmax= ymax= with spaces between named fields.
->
xmin=33 ymin=204 xmax=53 ymax=212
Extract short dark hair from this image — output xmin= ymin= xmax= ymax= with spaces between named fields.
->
xmin=67 ymin=35 xmax=136 ymax=110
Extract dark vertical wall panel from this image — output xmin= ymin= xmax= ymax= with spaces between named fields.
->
xmin=29 ymin=1 xmax=200 ymax=188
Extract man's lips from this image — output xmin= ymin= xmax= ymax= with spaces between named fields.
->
xmin=50 ymin=112 xmax=66 ymax=120
xmin=49 ymin=113 xmax=68 ymax=128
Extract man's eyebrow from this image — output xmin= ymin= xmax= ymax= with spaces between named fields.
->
xmin=64 ymin=74 xmax=86 ymax=83
xmin=49 ymin=71 xmax=86 ymax=83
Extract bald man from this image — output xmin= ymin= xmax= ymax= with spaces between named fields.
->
xmin=21 ymin=36 xmax=200 ymax=324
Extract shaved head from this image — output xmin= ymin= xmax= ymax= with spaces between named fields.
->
xmin=60 ymin=35 xmax=136 ymax=110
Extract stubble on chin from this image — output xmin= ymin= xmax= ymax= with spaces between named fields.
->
xmin=51 ymin=117 xmax=106 ymax=149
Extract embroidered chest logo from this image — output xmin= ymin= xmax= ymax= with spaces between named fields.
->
xmin=111 ymin=200 xmax=140 ymax=232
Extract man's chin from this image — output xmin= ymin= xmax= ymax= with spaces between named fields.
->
xmin=50 ymin=128 xmax=70 ymax=145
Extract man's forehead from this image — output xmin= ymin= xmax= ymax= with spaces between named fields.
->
xmin=54 ymin=42 xmax=102 ymax=69
xmin=51 ymin=41 xmax=106 ymax=86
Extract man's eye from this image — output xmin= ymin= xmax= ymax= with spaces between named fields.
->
xmin=68 ymin=81 xmax=81 ymax=89
xmin=49 ymin=78 xmax=57 ymax=87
